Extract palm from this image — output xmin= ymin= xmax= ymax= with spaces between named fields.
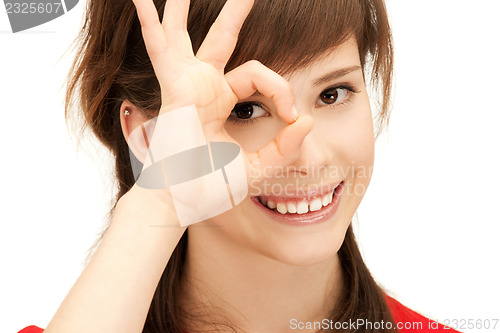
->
xmin=161 ymin=62 xmax=238 ymax=139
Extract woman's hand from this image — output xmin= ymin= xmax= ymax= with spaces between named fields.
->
xmin=132 ymin=0 xmax=314 ymax=195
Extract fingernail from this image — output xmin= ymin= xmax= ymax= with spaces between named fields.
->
xmin=292 ymin=105 xmax=299 ymax=120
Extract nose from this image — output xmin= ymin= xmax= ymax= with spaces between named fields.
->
xmin=286 ymin=122 xmax=334 ymax=177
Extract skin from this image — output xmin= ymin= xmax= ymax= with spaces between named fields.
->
xmin=43 ymin=1 xmax=373 ymax=332
xmin=120 ymin=0 xmax=374 ymax=332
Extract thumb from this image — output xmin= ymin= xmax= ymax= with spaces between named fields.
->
xmin=245 ymin=114 xmax=315 ymax=195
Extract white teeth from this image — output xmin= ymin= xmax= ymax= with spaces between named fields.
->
xmin=277 ymin=202 xmax=287 ymax=214
xmin=297 ymin=201 xmax=308 ymax=214
xmin=261 ymin=188 xmax=336 ymax=214
xmin=287 ymin=202 xmax=297 ymax=214
xmin=322 ymin=190 xmax=333 ymax=206
xmin=309 ymin=198 xmax=322 ymax=212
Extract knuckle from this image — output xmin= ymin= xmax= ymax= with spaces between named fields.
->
xmin=223 ymin=26 xmax=240 ymax=40
xmin=149 ymin=45 xmax=168 ymax=58
xmin=276 ymin=80 xmax=293 ymax=99
xmin=247 ymin=59 xmax=262 ymax=68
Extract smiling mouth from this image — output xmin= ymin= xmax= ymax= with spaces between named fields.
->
xmin=255 ymin=182 xmax=343 ymax=215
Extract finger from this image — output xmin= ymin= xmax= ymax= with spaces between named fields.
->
xmin=247 ymin=115 xmax=315 ymax=176
xmin=161 ymin=0 xmax=194 ymax=56
xmin=196 ymin=0 xmax=254 ymax=70
xmin=162 ymin=0 xmax=190 ymax=32
xmin=225 ymin=60 xmax=297 ymax=124
xmin=132 ymin=0 xmax=171 ymax=82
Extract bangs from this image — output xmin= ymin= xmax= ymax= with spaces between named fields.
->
xmin=188 ymin=0 xmax=365 ymax=75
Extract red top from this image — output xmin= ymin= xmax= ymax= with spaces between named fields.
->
xmin=17 ymin=296 xmax=461 ymax=333
xmin=385 ymin=295 xmax=461 ymax=332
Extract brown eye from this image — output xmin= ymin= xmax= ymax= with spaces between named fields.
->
xmin=320 ymin=88 xmax=339 ymax=104
xmin=229 ymin=102 xmax=268 ymax=122
xmin=317 ymin=87 xmax=351 ymax=107
xmin=232 ymin=103 xmax=254 ymax=119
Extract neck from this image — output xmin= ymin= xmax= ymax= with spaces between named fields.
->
xmin=180 ymin=228 xmax=344 ymax=333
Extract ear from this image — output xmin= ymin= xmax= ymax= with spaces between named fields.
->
xmin=119 ymin=100 xmax=152 ymax=164
xmin=119 ymin=99 xmax=150 ymax=141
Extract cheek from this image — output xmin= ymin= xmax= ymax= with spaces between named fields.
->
xmin=318 ymin=99 xmax=375 ymax=184
xmin=341 ymin=105 xmax=374 ymax=198
xmin=345 ymin=110 xmax=375 ymax=168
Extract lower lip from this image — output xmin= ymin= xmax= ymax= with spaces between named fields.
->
xmin=251 ymin=182 xmax=344 ymax=226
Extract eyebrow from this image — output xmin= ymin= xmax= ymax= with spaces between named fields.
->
xmin=313 ymin=65 xmax=362 ymax=86
xmin=247 ymin=65 xmax=363 ymax=99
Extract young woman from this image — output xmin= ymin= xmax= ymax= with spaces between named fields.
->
xmin=19 ymin=0 xmax=461 ymax=332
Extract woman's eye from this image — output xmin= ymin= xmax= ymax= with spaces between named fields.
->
xmin=317 ymin=87 xmax=351 ymax=106
xmin=228 ymin=102 xmax=268 ymax=122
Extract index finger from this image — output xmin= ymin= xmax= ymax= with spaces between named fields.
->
xmin=225 ymin=60 xmax=298 ymax=124
xmin=196 ymin=0 xmax=254 ymax=71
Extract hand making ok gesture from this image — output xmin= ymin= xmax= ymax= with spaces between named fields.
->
xmin=131 ymin=0 xmax=314 ymax=193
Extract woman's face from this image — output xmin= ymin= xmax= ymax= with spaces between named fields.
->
xmin=189 ymin=37 xmax=374 ymax=266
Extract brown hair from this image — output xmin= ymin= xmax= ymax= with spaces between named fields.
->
xmin=66 ymin=0 xmax=395 ymax=332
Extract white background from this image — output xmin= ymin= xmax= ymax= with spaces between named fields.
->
xmin=1 ymin=1 xmax=499 ymax=332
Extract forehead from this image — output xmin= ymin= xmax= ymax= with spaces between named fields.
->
xmin=284 ymin=37 xmax=361 ymax=82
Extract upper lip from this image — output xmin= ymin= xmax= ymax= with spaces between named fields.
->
xmin=255 ymin=181 xmax=342 ymax=201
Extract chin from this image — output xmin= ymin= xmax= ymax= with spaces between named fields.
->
xmin=261 ymin=226 xmax=349 ymax=267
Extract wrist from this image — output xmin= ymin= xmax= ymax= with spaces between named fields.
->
xmin=117 ymin=184 xmax=183 ymax=229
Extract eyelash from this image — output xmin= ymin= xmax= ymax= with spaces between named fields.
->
xmin=319 ymin=83 xmax=360 ymax=108
xmin=226 ymin=102 xmax=268 ymax=126
xmin=227 ymin=83 xmax=360 ymax=125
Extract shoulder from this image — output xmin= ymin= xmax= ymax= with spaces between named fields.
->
xmin=17 ymin=325 xmax=44 ymax=333
xmin=385 ymin=295 xmax=462 ymax=333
